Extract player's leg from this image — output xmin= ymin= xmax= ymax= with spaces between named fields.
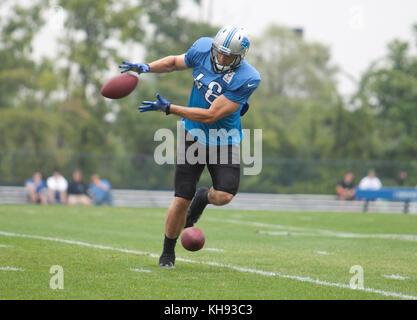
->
xmin=159 ymin=170 xmax=202 ymax=268
xmin=184 ymin=187 xmax=210 ymax=228
xmin=185 ymin=144 xmax=240 ymax=228
xmin=159 ymin=136 xmax=205 ymax=268
xmin=208 ymin=143 xmax=240 ymax=206
xmin=207 ymin=187 xmax=235 ymax=205
xmin=165 ymin=197 xmax=191 ymax=238
xmin=184 ymin=186 xmax=235 ymax=228
xmin=159 ymin=197 xmax=191 ymax=268
xmin=185 ymin=165 xmax=239 ymax=228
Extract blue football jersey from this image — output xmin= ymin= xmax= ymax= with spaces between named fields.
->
xmin=183 ymin=37 xmax=261 ymax=146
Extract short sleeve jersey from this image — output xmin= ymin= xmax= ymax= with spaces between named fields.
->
xmin=183 ymin=37 xmax=261 ymax=146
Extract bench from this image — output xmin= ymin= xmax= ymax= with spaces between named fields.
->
xmin=355 ymin=187 xmax=417 ymax=213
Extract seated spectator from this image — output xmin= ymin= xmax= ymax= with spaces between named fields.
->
xmin=25 ymin=172 xmax=47 ymax=204
xmin=396 ymin=171 xmax=407 ymax=186
xmin=46 ymin=171 xmax=68 ymax=204
xmin=358 ymin=170 xmax=382 ymax=190
xmin=67 ymin=170 xmax=91 ymax=206
xmin=336 ymin=171 xmax=356 ymax=200
xmin=89 ymin=174 xmax=112 ymax=206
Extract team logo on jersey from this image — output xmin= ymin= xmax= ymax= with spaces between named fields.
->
xmin=222 ymin=71 xmax=235 ymax=84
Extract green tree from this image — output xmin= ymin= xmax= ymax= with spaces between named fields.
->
xmin=0 ymin=1 xmax=45 ymax=108
xmin=356 ymin=24 xmax=417 ymax=160
xmin=56 ymin=0 xmax=147 ymax=104
xmin=248 ymin=25 xmax=341 ymax=160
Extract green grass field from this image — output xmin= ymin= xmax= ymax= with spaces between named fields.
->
xmin=0 ymin=204 xmax=416 ymax=300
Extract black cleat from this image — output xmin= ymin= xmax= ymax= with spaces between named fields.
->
xmin=158 ymin=253 xmax=175 ymax=269
xmin=185 ymin=187 xmax=209 ymax=228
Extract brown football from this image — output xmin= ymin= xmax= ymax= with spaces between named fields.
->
xmin=181 ymin=227 xmax=205 ymax=252
xmin=101 ymin=73 xmax=138 ymax=99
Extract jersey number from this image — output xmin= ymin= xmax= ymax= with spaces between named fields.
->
xmin=194 ymin=73 xmax=222 ymax=105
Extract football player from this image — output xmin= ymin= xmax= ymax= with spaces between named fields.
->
xmin=119 ymin=26 xmax=261 ymax=268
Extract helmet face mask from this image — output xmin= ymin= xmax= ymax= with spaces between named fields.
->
xmin=210 ymin=26 xmax=250 ymax=74
xmin=211 ymin=47 xmax=240 ymax=73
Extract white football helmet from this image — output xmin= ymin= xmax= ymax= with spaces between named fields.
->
xmin=210 ymin=26 xmax=250 ymax=73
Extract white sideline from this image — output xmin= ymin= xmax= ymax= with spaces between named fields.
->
xmin=0 ymin=230 xmax=416 ymax=300
xmin=207 ymin=218 xmax=417 ymax=242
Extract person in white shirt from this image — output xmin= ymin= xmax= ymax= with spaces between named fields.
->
xmin=358 ymin=170 xmax=382 ymax=190
xmin=47 ymin=171 xmax=68 ymax=204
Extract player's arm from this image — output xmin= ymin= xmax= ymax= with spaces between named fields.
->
xmin=169 ymin=95 xmax=240 ymax=124
xmin=139 ymin=94 xmax=240 ymax=124
xmin=148 ymin=54 xmax=188 ymax=73
xmin=119 ymin=54 xmax=188 ymax=74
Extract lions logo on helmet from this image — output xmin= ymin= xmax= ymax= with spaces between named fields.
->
xmin=240 ymin=37 xmax=250 ymax=50
xmin=210 ymin=26 xmax=250 ymax=74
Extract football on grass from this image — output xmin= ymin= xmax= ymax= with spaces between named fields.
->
xmin=181 ymin=227 xmax=205 ymax=252
xmin=101 ymin=73 xmax=138 ymax=99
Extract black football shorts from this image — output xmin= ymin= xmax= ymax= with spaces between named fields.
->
xmin=174 ymin=130 xmax=240 ymax=200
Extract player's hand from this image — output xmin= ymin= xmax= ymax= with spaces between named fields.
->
xmin=118 ymin=61 xmax=150 ymax=74
xmin=139 ymin=93 xmax=171 ymax=114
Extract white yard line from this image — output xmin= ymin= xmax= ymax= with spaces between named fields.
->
xmin=259 ymin=230 xmax=290 ymax=236
xmin=316 ymin=251 xmax=332 ymax=255
xmin=207 ymin=217 xmax=417 ymax=242
xmin=382 ymin=274 xmax=408 ymax=280
xmin=130 ymin=268 xmax=152 ymax=273
xmin=203 ymin=248 xmax=225 ymax=252
xmin=0 ymin=244 xmax=11 ymax=248
xmin=0 ymin=266 xmax=24 ymax=271
xmin=0 ymin=230 xmax=416 ymax=300
xmin=258 ymin=230 xmax=316 ymax=237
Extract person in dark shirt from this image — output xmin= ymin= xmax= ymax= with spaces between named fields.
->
xmin=396 ymin=171 xmax=407 ymax=186
xmin=336 ymin=171 xmax=356 ymax=200
xmin=67 ymin=170 xmax=91 ymax=206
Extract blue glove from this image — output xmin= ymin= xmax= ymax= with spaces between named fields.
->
xmin=118 ymin=61 xmax=150 ymax=74
xmin=139 ymin=93 xmax=171 ymax=115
